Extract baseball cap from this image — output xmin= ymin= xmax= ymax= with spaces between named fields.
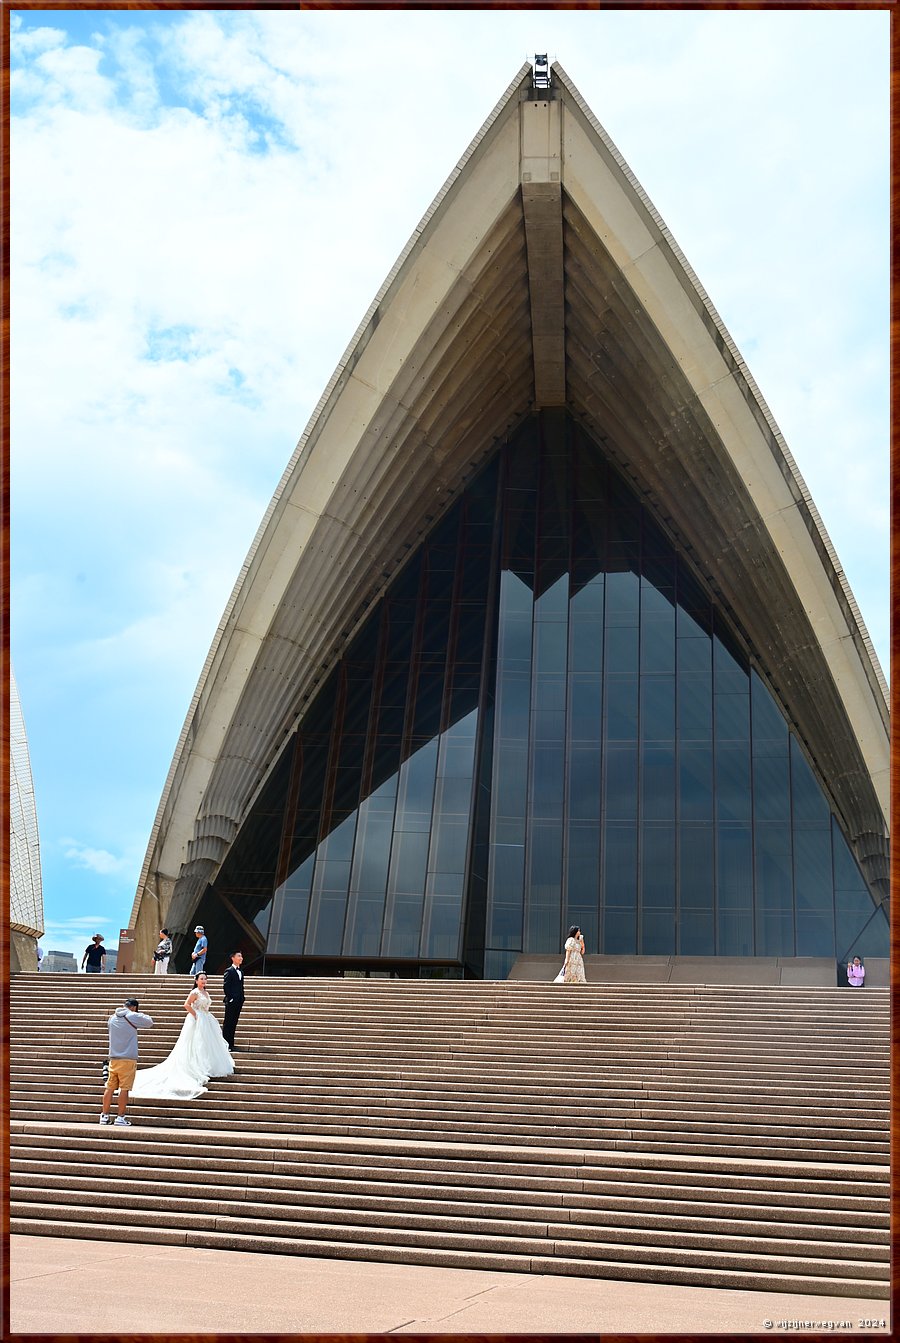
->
xmin=194 ymin=925 xmax=204 ymax=933
xmin=124 ymin=997 xmax=139 ymax=1008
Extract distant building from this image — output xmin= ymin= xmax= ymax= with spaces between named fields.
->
xmin=10 ymin=670 xmax=44 ymax=973
xmin=103 ymin=948 xmax=118 ymax=974
xmin=43 ymin=950 xmax=78 ymax=974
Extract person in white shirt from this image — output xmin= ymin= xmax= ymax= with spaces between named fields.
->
xmin=847 ymin=956 xmax=865 ymax=987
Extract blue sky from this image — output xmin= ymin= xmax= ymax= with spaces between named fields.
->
xmin=11 ymin=8 xmax=889 ymax=963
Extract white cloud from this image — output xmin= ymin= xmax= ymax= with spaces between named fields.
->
xmin=61 ymin=840 xmax=132 ymax=877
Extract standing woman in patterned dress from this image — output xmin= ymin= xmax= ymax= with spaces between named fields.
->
xmin=562 ymin=926 xmax=586 ymax=983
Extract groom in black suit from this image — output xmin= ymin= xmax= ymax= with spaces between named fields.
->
xmin=222 ymin=951 xmax=245 ymax=1051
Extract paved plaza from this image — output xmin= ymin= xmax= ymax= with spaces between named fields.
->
xmin=9 ymin=1234 xmax=891 ymax=1335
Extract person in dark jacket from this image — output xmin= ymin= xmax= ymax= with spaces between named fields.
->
xmin=222 ymin=952 xmax=245 ymax=1051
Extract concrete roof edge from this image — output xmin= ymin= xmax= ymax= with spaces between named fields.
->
xmin=552 ymin=60 xmax=889 ymax=718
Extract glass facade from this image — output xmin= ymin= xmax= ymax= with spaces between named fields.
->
xmin=203 ymin=411 xmax=887 ymax=976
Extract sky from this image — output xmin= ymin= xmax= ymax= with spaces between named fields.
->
xmin=10 ymin=7 xmax=890 ymax=965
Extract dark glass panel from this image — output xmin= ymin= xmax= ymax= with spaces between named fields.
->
xmin=641 ymin=909 xmax=676 ymax=954
xmin=752 ymin=753 xmax=791 ymax=823
xmin=605 ymin=567 xmax=640 ymax=616
xmin=678 ymin=745 xmax=713 ymax=821
xmin=678 ymin=910 xmax=715 ymax=955
xmin=382 ymin=895 xmax=425 ymax=957
xmin=430 ymin=815 xmax=469 ymax=873
xmin=751 ymin=672 xmax=789 ymax=743
xmin=715 ymin=743 xmax=751 ymax=822
xmin=718 ymin=910 xmax=753 ymax=956
xmin=496 ymin=673 xmax=530 ymax=739
xmin=349 ymin=805 xmax=394 ymax=899
xmin=500 ymin=569 xmax=534 ymax=618
xmin=793 ymin=827 xmax=833 ymax=912
xmin=795 ymin=911 xmax=835 ymax=957
xmin=566 ymin=824 xmax=600 ymax=910
xmin=411 ymin=669 xmax=443 ymax=740
xmin=488 ymin=843 xmax=525 ymax=947
xmin=714 ymin=693 xmax=750 ymax=742
xmin=307 ymin=895 xmax=347 ymax=956
xmin=387 ymin=830 xmax=430 ymax=893
xmin=790 ymin=736 xmax=831 ymax=825
xmin=455 ymin=605 xmax=488 ymax=665
xmin=420 ymin=600 xmax=451 ymax=659
xmin=642 ymin=745 xmax=675 ymax=820
xmin=603 ymin=906 xmax=637 ymax=954
xmin=834 ymin=885 xmax=878 ymax=960
xmin=532 ymin=742 xmax=565 ymax=819
xmin=499 ymin=614 xmax=532 ymax=670
xmin=494 ymin=743 xmax=528 ymax=821
xmin=677 ymin=635 xmax=712 ymax=674
xmin=535 ymin=571 xmax=568 ymax=620
xmin=605 ymin=624 xmax=639 ymax=676
xmin=641 ymin=824 xmax=676 ymax=908
xmin=605 ymin=746 xmax=638 ymax=820
xmin=319 ymin=812 xmax=357 ymax=863
xmin=679 ymin=825 xmax=714 ymax=910
xmin=422 ymin=872 xmax=464 ymax=959
xmin=570 ymin=617 xmax=603 ymax=674
xmin=570 ymin=677 xmax=602 ymax=743
xmin=641 ymin=613 xmax=676 ymax=675
xmin=713 ymin=619 xmax=749 ymax=692
xmin=606 ymin=677 xmax=638 ymax=741
xmin=534 ymin=678 xmax=566 ymax=715
xmin=569 ymin=570 xmax=604 ymax=618
xmin=756 ymin=908 xmax=794 ymax=957
xmin=268 ymin=853 xmax=314 ymax=952
xmin=678 ymin=675 xmax=712 ymax=740
xmin=641 ymin=677 xmax=675 ymax=742
xmin=832 ymin=821 xmax=869 ymax=894
xmin=677 ymin=603 xmax=713 ymax=642
xmin=754 ymin=824 xmax=792 ymax=910
xmin=717 ymin=825 xmax=752 ymax=910
xmin=395 ymin=739 xmax=439 ymax=829
xmin=537 ymin=620 xmax=572 ymax=676
xmin=483 ymin=948 xmax=520 ymax=980
xmin=344 ymin=897 xmax=386 ymax=956
xmin=568 ymin=747 xmax=601 ymax=821
xmin=603 ymin=823 xmax=637 ymax=908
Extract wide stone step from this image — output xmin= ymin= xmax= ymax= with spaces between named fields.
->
xmin=11 ymin=1082 xmax=887 ymax=1130
xmin=10 ymin=1204 xmax=888 ymax=1294
xmin=10 ymin=1171 xmax=889 ymax=1244
xmin=12 ymin=1091 xmax=888 ymax=1148
xmin=9 ymin=1216 xmax=887 ymax=1298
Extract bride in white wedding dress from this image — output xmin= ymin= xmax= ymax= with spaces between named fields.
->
xmin=130 ymin=972 xmax=235 ymax=1100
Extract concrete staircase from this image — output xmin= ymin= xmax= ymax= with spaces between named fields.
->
xmin=10 ymin=975 xmax=889 ymax=1297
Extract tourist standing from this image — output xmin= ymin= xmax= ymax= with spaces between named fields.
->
xmin=153 ymin=928 xmax=173 ymax=975
xmin=36 ymin=942 xmax=44 ymax=971
xmin=191 ymin=926 xmax=208 ymax=974
xmin=222 ymin=951 xmax=245 ymax=1051
xmin=847 ymin=957 xmax=866 ymax=987
xmin=100 ymin=996 xmax=154 ymax=1126
xmin=561 ymin=926 xmax=587 ymax=983
xmin=82 ymin=934 xmax=107 ymax=974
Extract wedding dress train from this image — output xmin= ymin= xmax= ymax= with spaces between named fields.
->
xmin=130 ymin=990 xmax=234 ymax=1100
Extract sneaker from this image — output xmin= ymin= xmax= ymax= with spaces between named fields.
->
xmin=113 ymin=1116 xmax=131 ymax=1126
xmin=99 ymin=1113 xmax=111 ymax=1125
